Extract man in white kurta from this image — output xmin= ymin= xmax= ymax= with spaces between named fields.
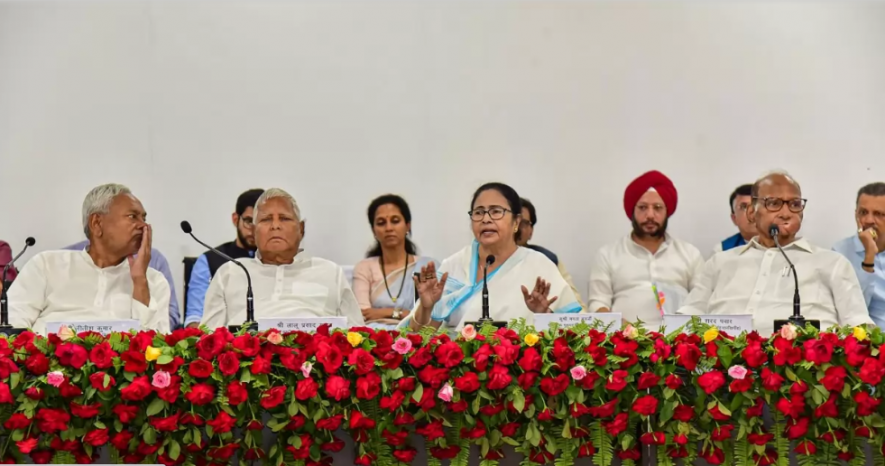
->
xmin=677 ymin=172 xmax=873 ymax=336
xmin=587 ymin=171 xmax=704 ymax=327
xmin=7 ymin=184 xmax=170 ymax=334
xmin=199 ymin=188 xmax=364 ymax=329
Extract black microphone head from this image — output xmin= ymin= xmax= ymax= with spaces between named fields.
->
xmin=485 ymin=255 xmax=496 ymax=266
xmin=180 ymin=221 xmax=193 ymax=234
xmin=25 ymin=237 xmax=35 ymax=246
xmin=768 ymin=224 xmax=780 ymax=238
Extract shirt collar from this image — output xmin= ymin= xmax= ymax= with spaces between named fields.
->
xmin=625 ymin=233 xmax=672 ymax=254
xmin=253 ymin=249 xmax=307 ymax=266
xmin=740 ymin=236 xmax=814 ymax=254
xmin=77 ymin=248 xmax=129 ymax=271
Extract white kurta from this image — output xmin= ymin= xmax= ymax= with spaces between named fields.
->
xmin=407 ymin=242 xmax=582 ymax=331
xmin=677 ymin=238 xmax=873 ymax=336
xmin=200 ymin=253 xmax=365 ymax=329
xmin=8 ymin=250 xmax=171 ymax=334
xmin=587 ymin=235 xmax=704 ymax=327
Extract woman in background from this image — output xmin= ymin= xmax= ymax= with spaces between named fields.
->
xmin=352 ymin=195 xmax=436 ymax=329
xmin=407 ymin=182 xmax=582 ymax=332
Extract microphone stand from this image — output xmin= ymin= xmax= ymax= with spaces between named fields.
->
xmin=467 ymin=255 xmax=507 ymax=329
xmin=770 ymin=226 xmax=820 ymax=332
xmin=0 ymin=237 xmax=36 ymax=336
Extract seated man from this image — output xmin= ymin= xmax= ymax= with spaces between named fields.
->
xmin=678 ymin=171 xmax=872 ymax=336
xmin=5 ymin=184 xmax=170 ymax=334
xmin=516 ymin=197 xmax=584 ymax=310
xmin=185 ymin=188 xmax=264 ymax=328
xmin=833 ymin=182 xmax=885 ymax=328
xmin=713 ymin=184 xmax=756 ymax=254
xmin=0 ymin=241 xmax=17 ymax=282
xmin=200 ymin=188 xmax=364 ymax=328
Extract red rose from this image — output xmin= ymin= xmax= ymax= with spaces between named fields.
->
xmin=791 ymin=381 xmax=809 ymax=395
xmin=295 ymin=378 xmax=319 ymax=401
xmin=604 ymin=413 xmax=629 ymax=436
xmin=785 ymin=417 xmax=810 ymax=439
xmin=587 ymin=399 xmax=617 ymax=418
xmin=578 ymin=442 xmax=596 ymax=458
xmin=821 ymin=365 xmax=847 ymax=392
xmin=795 ymin=440 xmax=816 ymax=456
xmin=416 ymin=420 xmax=446 ymax=440
xmin=413 ymin=385 xmax=436 ymax=411
xmin=395 ymin=377 xmax=416 ymax=392
xmin=349 ymin=410 xmax=376 ymax=430
xmin=392 ymin=448 xmax=417 ymax=463
xmin=747 ymin=398 xmax=765 ymax=418
xmin=673 ymin=404 xmax=695 ymax=422
xmin=540 ymin=374 xmax=570 ymax=396
xmin=709 ymin=405 xmax=730 ymax=421
xmin=30 ymin=450 xmax=53 ymax=464
xmin=454 ymin=372 xmax=480 ymax=393
xmin=157 ymin=355 xmax=184 ymax=374
xmin=253 ymin=356 xmax=280 ymax=375
xmin=776 ymin=395 xmax=805 ymax=419
xmin=260 ymin=386 xmax=287 ymax=409
xmin=55 ymin=343 xmax=88 ymax=369
xmin=325 ymin=375 xmax=351 ymax=401
xmin=665 ymin=374 xmax=683 ymax=389
xmin=448 ymin=399 xmax=469 ymax=412
xmin=470 ymin=344 xmax=493 ymax=371
xmin=855 ymin=391 xmax=881 ymax=416
xmin=111 ymin=431 xmax=134 ymax=451
xmin=227 ymin=380 xmax=249 ymax=405
xmin=16 ymin=437 xmax=38 ymax=454
xmin=748 ymin=432 xmax=774 ymax=445
xmin=112 ymin=404 xmax=139 ymax=423
xmin=618 ymin=448 xmax=642 ymax=461
xmin=87 ymin=372 xmax=115 ymax=392
xmin=697 ymin=371 xmax=726 ymax=394
xmin=58 ymin=379 xmax=83 ymax=398
xmin=820 ymin=429 xmax=847 ymax=443
xmin=859 ymin=357 xmax=885 ymax=385
xmin=356 ymin=373 xmax=382 ymax=400
xmin=24 ymin=352 xmax=50 ymax=375
xmin=4 ymin=413 xmax=31 ymax=430
xmin=24 ymin=387 xmax=43 ymax=401
xmin=586 ymin=345 xmax=608 ymax=366
xmin=82 ymin=428 xmax=109 ymax=447
xmin=700 ymin=447 xmax=725 ymax=465
xmin=459 ymin=421 xmax=487 ymax=440
xmin=196 ymin=332 xmax=226 ymax=360
xmin=355 ymin=454 xmax=376 ymax=466
xmin=518 ymin=347 xmax=542 ymax=372
xmin=675 ymin=342 xmax=702 ymax=371
xmin=209 ymin=442 xmax=240 ymax=461
xmin=380 ymin=391 xmax=406 ymax=412
xmin=711 ymin=425 xmax=734 ymax=441
xmin=637 ymin=372 xmax=661 ymax=390
xmin=632 ymin=395 xmax=659 ymax=416
xmin=347 ymin=349 xmax=376 ymax=375
xmin=760 ymin=368 xmax=784 ymax=391
xmin=181 ymin=413 xmax=205 ymax=426
xmin=418 ymin=365 xmax=450 ymax=389
xmin=279 ymin=348 xmax=305 ymax=371
xmin=120 ymin=376 xmax=152 ymax=401
xmin=537 ymin=408 xmax=554 ymax=422
xmin=492 ymin=338 xmax=520 ymax=366
xmin=434 ymin=341 xmax=465 ymax=368
xmin=742 ymin=342 xmax=767 ymax=368
xmin=155 ymin=375 xmax=182 ymax=403
xmin=409 ymin=346 xmax=433 ymax=368
xmin=207 ymin=411 xmax=237 ymax=434
xmin=71 ymin=402 xmax=102 ymax=418
xmin=814 ymin=393 xmax=838 ymax=418
xmin=430 ymin=446 xmax=461 ymax=459
xmin=612 ymin=336 xmax=639 ymax=368
xmin=552 ymin=338 xmax=576 ymax=369
xmin=316 ymin=341 xmax=344 ymax=373
xmin=35 ymin=408 xmax=70 ymax=433
xmin=150 ymin=412 xmax=181 ymax=432
xmin=844 ymin=336 xmax=871 ymax=367
xmin=580 ymin=371 xmax=600 ymax=390
xmin=803 ymin=338 xmax=834 ymax=365
xmin=232 ymin=334 xmax=261 ymax=357
xmin=316 ymin=414 xmax=343 ymax=430
xmin=185 ymin=383 xmax=216 ymax=405
xmin=487 ymin=364 xmax=512 ymax=390
xmin=189 ymin=358 xmax=214 ymax=378
xmin=650 ymin=338 xmax=671 ymax=363
xmin=120 ymin=350 xmax=147 ymax=373
xmin=479 ymin=403 xmax=505 ymax=416
xmin=773 ymin=337 xmax=802 ymax=366
xmin=640 ymin=432 xmax=666 ymax=445
xmin=856 ymin=426 xmax=875 ymax=438
xmin=217 ymin=351 xmax=241 ymax=376
xmin=518 ymin=372 xmax=538 ymax=391
xmin=729 ymin=375 xmax=754 ymax=393
xmin=605 ymin=370 xmax=628 ymax=391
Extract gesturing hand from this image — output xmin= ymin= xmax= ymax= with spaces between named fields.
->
xmin=413 ymin=262 xmax=448 ymax=310
xmin=128 ymin=224 xmax=152 ymax=282
xmin=521 ymin=277 xmax=558 ymax=314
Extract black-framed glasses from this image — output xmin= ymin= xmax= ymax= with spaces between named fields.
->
xmin=469 ymin=206 xmax=511 ymax=222
xmin=754 ymin=197 xmax=807 ymax=213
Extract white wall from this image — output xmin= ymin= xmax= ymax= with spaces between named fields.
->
xmin=2 ymin=1 xmax=884 ymax=308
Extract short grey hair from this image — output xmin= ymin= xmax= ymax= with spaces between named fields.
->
xmin=82 ymin=183 xmax=132 ymax=238
xmin=751 ymin=170 xmax=801 ymax=206
xmin=254 ymin=188 xmax=302 ymax=221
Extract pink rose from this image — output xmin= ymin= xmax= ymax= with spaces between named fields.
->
xmin=301 ymin=362 xmax=312 ymax=378
xmin=57 ymin=325 xmax=76 ymax=341
xmin=570 ymin=366 xmax=588 ymax=381
xmin=780 ymin=324 xmax=797 ymax=341
xmin=622 ymin=324 xmax=639 ymax=340
xmin=728 ymin=365 xmax=748 ymax=380
xmin=47 ymin=371 xmax=64 ymax=387
xmin=393 ymin=338 xmax=413 ymax=355
xmin=267 ymin=332 xmax=283 ymax=345
xmin=461 ymin=325 xmax=477 ymax=341
xmin=152 ymin=371 xmax=171 ymax=389
xmin=438 ymin=383 xmax=453 ymax=402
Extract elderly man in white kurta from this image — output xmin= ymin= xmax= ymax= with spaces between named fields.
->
xmin=5 ymin=184 xmax=171 ymax=334
xmin=677 ymin=172 xmax=873 ymax=336
xmin=200 ymin=188 xmax=364 ymax=329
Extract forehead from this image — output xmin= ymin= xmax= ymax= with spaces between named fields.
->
xmin=258 ymin=197 xmax=296 ymax=216
xmin=858 ymin=194 xmax=885 ymax=210
xmin=474 ymin=189 xmax=507 ymax=208
xmin=374 ymin=203 xmax=403 ymax=219
xmin=108 ymin=194 xmax=144 ymax=213
xmin=636 ymin=190 xmax=664 ymax=206
xmin=240 ymin=206 xmax=254 ymax=216
xmin=521 ymin=206 xmax=532 ymax=222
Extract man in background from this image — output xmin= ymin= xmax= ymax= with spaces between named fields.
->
xmin=185 ymin=188 xmax=264 ymax=328
xmin=588 ymin=170 xmax=704 ymax=327
xmin=516 ymin=197 xmax=584 ymax=310
xmin=713 ymin=184 xmax=756 ymax=254
xmin=833 ymin=182 xmax=885 ymax=328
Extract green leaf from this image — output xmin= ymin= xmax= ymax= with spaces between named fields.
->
xmin=146 ymin=398 xmax=165 ymax=417
xmin=785 ymin=367 xmax=798 ymax=382
xmin=11 ymin=430 xmax=24 ymax=442
xmin=717 ymin=402 xmax=732 ymax=417
xmin=480 ymin=437 xmax=489 ymax=457
xmin=157 ymin=354 xmax=173 ymax=365
xmin=562 ymin=422 xmax=572 ymax=439
xmin=103 ymin=373 xmax=111 ymax=389
xmin=512 ymin=390 xmax=525 ymax=413
xmin=659 ymin=401 xmax=676 ymax=426
xmin=94 ymin=421 xmax=106 ymax=429
xmin=192 ymin=427 xmax=202 ymax=447
xmin=717 ymin=344 xmax=733 ymax=368
xmin=240 ymin=371 xmax=252 ymax=383
xmin=176 ymin=339 xmax=189 ymax=351
xmin=9 ymin=372 xmax=20 ymax=390
xmin=411 ymin=384 xmax=424 ymax=403
xmin=168 ymin=440 xmax=181 ymax=460
xmin=143 ymin=428 xmax=157 ymax=445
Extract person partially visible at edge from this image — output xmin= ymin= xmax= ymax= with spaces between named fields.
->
xmin=515 ymin=197 xmax=584 ymax=310
xmin=405 ymin=182 xmax=582 ymax=332
xmin=352 ymin=194 xmax=437 ymax=330
xmin=712 ymin=183 xmax=756 ymax=254
xmin=185 ymin=188 xmax=264 ymax=328
xmin=0 ymin=241 xmax=17 ymax=283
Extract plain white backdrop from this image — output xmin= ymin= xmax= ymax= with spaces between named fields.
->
xmin=1 ymin=1 xmax=884 ymax=309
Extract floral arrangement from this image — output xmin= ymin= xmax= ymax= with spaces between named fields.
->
xmin=0 ymin=319 xmax=882 ymax=466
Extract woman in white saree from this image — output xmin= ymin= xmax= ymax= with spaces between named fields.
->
xmin=406 ymin=183 xmax=583 ymax=331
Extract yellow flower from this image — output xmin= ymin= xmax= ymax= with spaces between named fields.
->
xmin=703 ymin=327 xmax=719 ymax=344
xmin=145 ymin=346 xmax=161 ymax=362
xmin=854 ymin=326 xmax=868 ymax=341
xmin=347 ymin=332 xmax=363 ymax=347
xmin=524 ymin=333 xmax=540 ymax=347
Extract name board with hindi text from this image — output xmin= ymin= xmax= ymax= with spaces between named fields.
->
xmin=534 ymin=313 xmax=622 ymax=331
xmin=45 ymin=320 xmax=140 ymax=336
xmin=258 ymin=317 xmax=347 ymax=332
xmin=662 ymin=314 xmax=753 ymax=335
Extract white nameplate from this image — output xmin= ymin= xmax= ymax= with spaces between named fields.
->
xmin=258 ymin=317 xmax=347 ymax=332
xmin=663 ymin=315 xmax=753 ymax=335
xmin=534 ymin=313 xmax=622 ymax=331
xmin=45 ymin=320 xmax=140 ymax=336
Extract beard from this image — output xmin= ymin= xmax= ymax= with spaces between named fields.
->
xmin=632 ymin=216 xmax=668 ymax=239
xmin=237 ymin=228 xmax=257 ymax=251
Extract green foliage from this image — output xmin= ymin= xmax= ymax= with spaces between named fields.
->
xmin=590 ymin=421 xmax=614 ymax=466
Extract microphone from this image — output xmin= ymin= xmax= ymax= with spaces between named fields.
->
xmin=769 ymin=224 xmax=820 ymax=332
xmin=467 ymin=254 xmax=507 ymax=329
xmin=181 ymin=221 xmax=256 ymax=332
xmin=1 ymin=236 xmax=36 ymax=335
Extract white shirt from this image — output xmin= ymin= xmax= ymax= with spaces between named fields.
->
xmin=677 ymin=237 xmax=873 ymax=336
xmin=8 ymin=250 xmax=171 ymax=335
xmin=587 ymin=235 xmax=705 ymax=327
xmin=201 ymin=253 xmax=365 ymax=329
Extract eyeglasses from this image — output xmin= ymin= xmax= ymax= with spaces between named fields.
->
xmin=754 ymin=197 xmax=807 ymax=213
xmin=469 ymin=207 xmax=511 ymax=222
xmin=240 ymin=216 xmax=254 ymax=227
